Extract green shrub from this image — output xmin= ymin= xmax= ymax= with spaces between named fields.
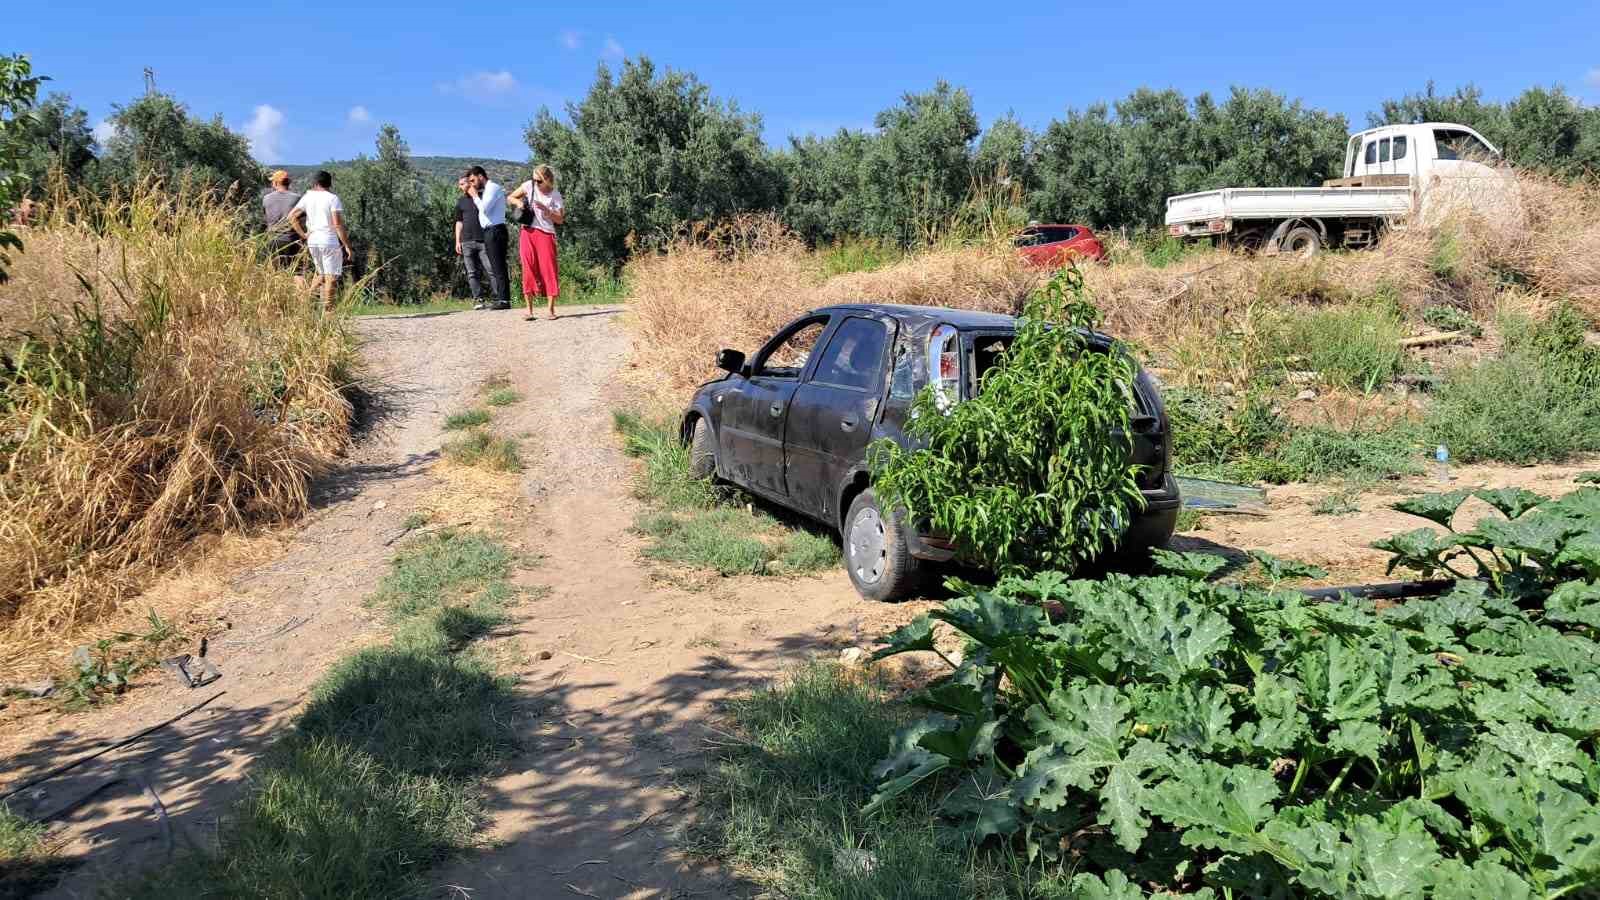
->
xmin=1427 ymin=305 xmax=1600 ymax=464
xmin=1275 ymin=423 xmax=1421 ymax=481
xmin=1422 ymin=304 xmax=1481 ymax=336
xmin=637 ymin=508 xmax=775 ymax=575
xmin=871 ymin=268 xmax=1142 ymax=574
xmin=1274 ymin=305 xmax=1405 ymax=392
xmin=1166 ymin=388 xmax=1295 ymax=483
xmin=483 ymin=388 xmax=521 ymax=407
xmin=817 ymin=238 xmax=902 ymax=277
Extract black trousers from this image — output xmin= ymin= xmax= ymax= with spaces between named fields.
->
xmin=482 ymin=224 xmax=511 ymax=305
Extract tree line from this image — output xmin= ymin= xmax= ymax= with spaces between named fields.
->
xmin=8 ymin=52 xmax=1600 ymax=299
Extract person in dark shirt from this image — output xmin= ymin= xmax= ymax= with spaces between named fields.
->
xmin=454 ymin=176 xmax=497 ymax=309
xmin=262 ymin=170 xmax=303 ymax=270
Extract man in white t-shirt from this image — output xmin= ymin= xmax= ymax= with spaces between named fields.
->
xmin=287 ymin=170 xmax=354 ymax=310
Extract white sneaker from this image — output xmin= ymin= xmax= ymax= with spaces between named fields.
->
xmin=472 ymin=301 xmax=487 ymax=310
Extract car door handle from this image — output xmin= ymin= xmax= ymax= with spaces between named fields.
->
xmin=769 ymin=403 xmax=783 ymax=417
xmin=840 ymin=415 xmax=858 ymax=432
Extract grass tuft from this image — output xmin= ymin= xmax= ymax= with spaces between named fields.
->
xmin=443 ymin=408 xmax=492 ymax=430
xmin=484 ymin=388 xmax=522 ymax=407
xmin=117 ymin=528 xmax=520 ymax=898
xmin=443 ymin=430 xmax=523 ymax=472
xmin=615 ymin=413 xmax=839 ymax=576
xmin=684 ymin=662 xmax=1003 ymax=898
xmin=1272 ymin=305 xmax=1405 ymax=392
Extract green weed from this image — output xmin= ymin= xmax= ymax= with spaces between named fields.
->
xmin=1422 ymin=304 xmax=1481 ymax=336
xmin=817 ymin=238 xmax=903 ymax=277
xmin=681 ymin=662 xmax=992 ymax=898
xmin=1276 ymin=424 xmax=1421 ymax=482
xmin=1274 ymin=305 xmax=1405 ymax=392
xmin=777 ymin=529 xmax=842 ymax=572
xmin=1426 ymin=305 xmax=1600 ymax=464
xmin=637 ymin=509 xmax=776 ymax=576
xmin=443 ymin=429 xmax=522 ymax=472
xmin=0 ymin=803 xmax=60 ymax=898
xmin=443 ymin=408 xmax=491 ymax=430
xmin=484 ymin=388 xmax=521 ymax=407
xmin=614 ymin=411 xmax=721 ymax=510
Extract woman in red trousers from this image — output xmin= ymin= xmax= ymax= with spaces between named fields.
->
xmin=508 ymin=164 xmax=565 ymax=321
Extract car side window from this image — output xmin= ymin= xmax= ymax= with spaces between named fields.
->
xmin=810 ymin=317 xmax=888 ymax=392
xmin=889 ymin=338 xmax=916 ymax=401
xmin=754 ymin=318 xmax=827 ymax=378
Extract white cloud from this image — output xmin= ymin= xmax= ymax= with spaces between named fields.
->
xmin=1586 ymin=67 xmax=1600 ymax=90
xmin=561 ymin=29 xmax=581 ymax=50
xmin=242 ymin=104 xmax=286 ymax=164
xmin=347 ymin=105 xmax=372 ymax=125
xmin=440 ymin=70 xmax=520 ymax=100
xmin=602 ymin=36 xmax=624 ymax=59
xmin=91 ymin=119 xmax=118 ymax=146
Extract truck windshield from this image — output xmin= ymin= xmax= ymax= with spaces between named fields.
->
xmin=1434 ymin=129 xmax=1495 ymax=162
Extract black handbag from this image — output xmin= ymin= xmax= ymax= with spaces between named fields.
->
xmin=513 ymin=199 xmax=535 ymax=227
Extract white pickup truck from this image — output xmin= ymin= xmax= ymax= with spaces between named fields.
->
xmin=1164 ymin=122 xmax=1514 ymax=255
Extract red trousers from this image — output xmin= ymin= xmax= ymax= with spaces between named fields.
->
xmin=519 ymin=226 xmax=559 ymax=298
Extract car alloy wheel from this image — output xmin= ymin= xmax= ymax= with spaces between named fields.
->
xmin=848 ymin=505 xmax=887 ymax=585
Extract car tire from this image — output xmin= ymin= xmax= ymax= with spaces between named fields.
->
xmin=688 ymin=417 xmax=717 ymax=480
xmin=1281 ymin=225 xmax=1321 ymax=257
xmin=842 ymin=488 xmax=921 ymax=602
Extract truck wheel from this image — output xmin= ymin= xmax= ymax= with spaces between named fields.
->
xmin=1282 ymin=225 xmax=1321 ymax=257
xmin=1231 ymin=229 xmax=1266 ymax=253
xmin=688 ymin=418 xmax=717 ymax=480
xmin=842 ymin=488 xmax=921 ymax=602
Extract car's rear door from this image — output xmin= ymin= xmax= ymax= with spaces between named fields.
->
xmin=784 ymin=315 xmax=893 ymax=521
xmin=717 ymin=315 xmax=828 ymax=499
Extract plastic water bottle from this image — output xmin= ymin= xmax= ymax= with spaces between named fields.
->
xmin=1434 ymin=444 xmax=1451 ymax=484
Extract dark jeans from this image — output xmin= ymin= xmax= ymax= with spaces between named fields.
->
xmin=460 ymin=239 xmax=492 ymax=299
xmin=482 ymin=224 xmax=511 ymax=306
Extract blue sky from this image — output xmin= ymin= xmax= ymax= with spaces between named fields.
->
xmin=11 ymin=1 xmax=1600 ymax=165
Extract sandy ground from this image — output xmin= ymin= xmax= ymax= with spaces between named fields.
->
xmin=1 ymin=304 xmax=1593 ymax=898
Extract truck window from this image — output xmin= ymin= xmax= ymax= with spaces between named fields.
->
xmin=810 ymin=316 xmax=887 ymax=392
xmin=1434 ymin=128 xmax=1494 ymax=162
xmin=1394 ymin=135 xmax=1407 ymax=161
xmin=1364 ymin=141 xmax=1378 ymax=165
xmin=1378 ymin=138 xmax=1391 ymax=163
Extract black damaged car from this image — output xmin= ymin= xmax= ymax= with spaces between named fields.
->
xmin=680 ymin=303 xmax=1181 ymax=600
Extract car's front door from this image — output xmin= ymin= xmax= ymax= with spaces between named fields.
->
xmin=717 ymin=315 xmax=828 ymax=499
xmin=784 ymin=315 xmax=893 ymax=521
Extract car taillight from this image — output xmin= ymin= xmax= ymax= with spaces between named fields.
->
xmin=929 ymin=324 xmax=960 ymax=408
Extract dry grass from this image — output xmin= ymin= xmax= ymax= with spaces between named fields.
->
xmin=624 ymin=214 xmax=1043 ymax=408
xmin=0 ymin=186 xmax=355 ymax=675
xmin=625 ymin=169 xmax=1600 ymax=410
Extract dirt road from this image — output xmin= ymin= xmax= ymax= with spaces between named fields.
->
xmin=4 ymin=305 xmax=1594 ymax=899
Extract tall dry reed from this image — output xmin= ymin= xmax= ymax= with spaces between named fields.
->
xmin=0 ymin=186 xmax=355 ymax=673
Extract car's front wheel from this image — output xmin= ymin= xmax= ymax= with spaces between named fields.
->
xmin=688 ymin=417 xmax=716 ymax=480
xmin=842 ymin=488 xmax=921 ymax=602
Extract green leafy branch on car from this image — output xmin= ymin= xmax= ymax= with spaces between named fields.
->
xmin=868 ymin=266 xmax=1144 ymax=575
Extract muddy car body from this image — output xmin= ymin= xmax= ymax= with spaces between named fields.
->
xmin=681 ymin=303 xmax=1180 ymax=599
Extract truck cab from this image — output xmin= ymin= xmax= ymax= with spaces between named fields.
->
xmin=1337 ymin=122 xmax=1501 ymax=184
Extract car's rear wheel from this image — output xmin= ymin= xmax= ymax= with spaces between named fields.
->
xmin=842 ymin=488 xmax=920 ymax=602
xmin=688 ymin=417 xmax=717 ymax=480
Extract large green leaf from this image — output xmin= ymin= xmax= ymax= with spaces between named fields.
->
xmin=1554 ymin=534 xmax=1600 ymax=581
xmin=1298 ymin=636 xmax=1381 ymax=723
xmin=1145 ymin=759 xmax=1280 ymax=851
xmin=1483 ymin=722 xmax=1587 ymax=784
xmin=938 ymin=766 xmax=1022 ymax=843
xmin=1088 ymin=579 xmax=1233 ymax=684
xmin=1249 ymin=549 xmax=1328 ymax=583
xmin=1150 ymin=548 xmax=1230 ymax=581
xmin=1349 ymin=812 xmax=1441 ymax=898
xmin=872 ymin=615 xmax=935 ymax=660
xmin=1429 ymin=859 xmax=1537 ymax=900
xmin=1097 ymin=739 xmax=1168 ymax=852
xmin=1391 ymin=490 xmax=1472 ymax=527
xmin=1546 ymin=581 xmax=1600 ymax=628
xmin=1371 ymin=527 xmax=1450 ymax=576
xmin=1472 ymin=487 xmax=1549 ymax=520
xmin=932 ymin=589 xmax=1048 ymax=649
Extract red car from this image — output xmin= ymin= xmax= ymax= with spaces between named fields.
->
xmin=1014 ymin=224 xmax=1106 ymax=267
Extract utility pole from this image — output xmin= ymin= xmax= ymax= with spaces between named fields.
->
xmin=143 ymin=67 xmax=156 ymax=95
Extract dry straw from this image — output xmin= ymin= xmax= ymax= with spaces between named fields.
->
xmin=0 ymin=184 xmax=356 ymax=675
xmin=625 ymin=168 xmax=1600 ymax=407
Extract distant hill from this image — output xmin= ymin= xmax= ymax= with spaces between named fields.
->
xmin=278 ymin=156 xmax=526 ymax=186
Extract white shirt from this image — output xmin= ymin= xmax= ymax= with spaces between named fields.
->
xmin=474 ymin=180 xmax=506 ymax=229
xmin=517 ymin=181 xmax=564 ymax=234
xmin=292 ymin=189 xmax=343 ymax=248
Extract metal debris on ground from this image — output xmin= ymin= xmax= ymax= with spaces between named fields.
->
xmin=161 ymin=653 xmax=221 ymax=688
xmin=1173 ymin=475 xmax=1268 ymax=515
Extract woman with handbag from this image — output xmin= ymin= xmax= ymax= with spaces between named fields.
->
xmin=507 ymin=164 xmax=565 ymax=321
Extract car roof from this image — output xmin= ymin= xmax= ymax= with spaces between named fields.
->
xmin=811 ymin=303 xmax=1018 ymax=331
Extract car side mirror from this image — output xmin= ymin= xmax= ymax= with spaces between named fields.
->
xmin=716 ymin=348 xmax=746 ymax=375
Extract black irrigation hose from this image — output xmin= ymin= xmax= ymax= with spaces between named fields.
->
xmin=1299 ymin=579 xmax=1460 ymax=603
